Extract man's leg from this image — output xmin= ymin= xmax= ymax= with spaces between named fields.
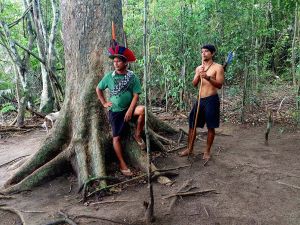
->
xmin=179 ymin=128 xmax=195 ymax=156
xmin=203 ymin=128 xmax=215 ymax=160
xmin=180 ymin=102 xmax=200 ymax=157
xmin=113 ymin=136 xmax=132 ymax=175
xmin=133 ymin=105 xmax=145 ymax=145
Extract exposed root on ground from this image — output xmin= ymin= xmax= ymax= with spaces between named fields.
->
xmin=0 ymin=206 xmax=26 ymax=225
xmin=2 ymin=100 xmax=179 ymax=198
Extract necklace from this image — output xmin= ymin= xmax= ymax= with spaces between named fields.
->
xmin=204 ymin=62 xmax=214 ymax=72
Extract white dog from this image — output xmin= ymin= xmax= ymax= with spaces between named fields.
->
xmin=42 ymin=111 xmax=60 ymax=132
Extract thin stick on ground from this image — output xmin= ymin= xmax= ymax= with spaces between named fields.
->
xmin=203 ymin=159 xmax=209 ymax=166
xmin=90 ymin=199 xmax=136 ymax=205
xmin=153 ymin=164 xmax=190 ymax=172
xmin=0 ymin=155 xmax=30 ymax=168
xmin=163 ymin=189 xmax=217 ymax=199
xmin=177 ymin=129 xmax=184 ymax=145
xmin=20 ymin=210 xmax=46 ymax=213
xmin=276 ymin=181 xmax=300 ymax=190
xmin=216 ymin=147 xmax=223 ymax=156
xmin=75 ymin=215 xmax=131 ymax=225
xmin=203 ymin=206 xmax=209 ymax=218
xmin=167 ymin=145 xmax=187 ymax=153
xmin=166 ymin=179 xmax=193 ymax=214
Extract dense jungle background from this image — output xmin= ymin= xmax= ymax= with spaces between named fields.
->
xmin=0 ymin=0 xmax=299 ymax=125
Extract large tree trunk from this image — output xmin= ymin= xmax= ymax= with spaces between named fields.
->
xmin=3 ymin=0 xmax=176 ymax=194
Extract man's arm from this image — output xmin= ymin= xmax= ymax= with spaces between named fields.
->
xmin=203 ymin=65 xmax=224 ymax=89
xmin=124 ymin=93 xmax=139 ymax=122
xmin=192 ymin=66 xmax=202 ymax=87
xmin=96 ymin=87 xmax=112 ymax=108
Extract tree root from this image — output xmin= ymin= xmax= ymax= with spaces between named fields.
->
xmin=78 ymin=176 xmax=120 ymax=202
xmin=163 ymin=189 xmax=217 ymax=199
xmin=0 ymin=127 xmax=28 ymax=132
xmin=44 ymin=211 xmax=79 ymax=225
xmin=152 ymin=131 xmax=176 ymax=145
xmin=45 ymin=219 xmax=74 ymax=225
xmin=0 ymin=155 xmax=30 ymax=169
xmin=4 ymin=112 xmax=70 ymax=188
xmin=148 ymin=129 xmax=167 ymax=152
xmin=3 ymin=151 xmax=69 ymax=194
xmin=3 ymin=92 xmax=179 ymax=197
xmin=75 ymin=214 xmax=131 ymax=225
xmin=148 ymin=111 xmax=178 ymax=134
xmin=0 ymin=206 xmax=26 ymax=225
xmin=86 ymin=174 xmax=147 ymax=199
xmin=0 ymin=195 xmax=14 ymax=199
xmin=58 ymin=211 xmax=78 ymax=225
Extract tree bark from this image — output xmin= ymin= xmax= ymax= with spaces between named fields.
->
xmin=291 ymin=2 xmax=298 ymax=86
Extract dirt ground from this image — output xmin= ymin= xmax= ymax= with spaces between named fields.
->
xmin=0 ymin=122 xmax=300 ymax=225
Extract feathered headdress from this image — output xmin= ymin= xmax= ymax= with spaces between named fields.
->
xmin=108 ymin=21 xmax=136 ymax=62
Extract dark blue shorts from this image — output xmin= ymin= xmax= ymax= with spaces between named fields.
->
xmin=109 ymin=109 xmax=135 ymax=137
xmin=189 ymin=94 xmax=220 ymax=129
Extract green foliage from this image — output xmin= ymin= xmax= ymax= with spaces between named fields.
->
xmin=0 ymin=0 xmax=299 ymax=123
xmin=0 ymin=102 xmax=15 ymax=114
xmin=122 ymin=0 xmax=300 ymax=112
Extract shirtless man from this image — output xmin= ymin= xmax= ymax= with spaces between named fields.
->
xmin=180 ymin=44 xmax=224 ymax=160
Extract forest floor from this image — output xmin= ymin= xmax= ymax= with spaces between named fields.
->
xmin=0 ymin=84 xmax=300 ymax=225
xmin=0 ymin=120 xmax=300 ymax=225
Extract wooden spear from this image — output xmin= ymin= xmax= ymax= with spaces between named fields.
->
xmin=188 ymin=60 xmax=204 ymax=154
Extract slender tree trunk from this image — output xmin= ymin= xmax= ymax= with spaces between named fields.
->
xmin=241 ymin=62 xmax=249 ymax=123
xmin=291 ymin=2 xmax=298 ymax=86
xmin=29 ymin=0 xmax=61 ymax=113
xmin=0 ymin=20 xmax=33 ymax=127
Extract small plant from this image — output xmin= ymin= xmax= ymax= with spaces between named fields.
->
xmin=0 ymin=102 xmax=16 ymax=114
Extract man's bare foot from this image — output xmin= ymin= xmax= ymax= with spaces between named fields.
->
xmin=179 ymin=148 xmax=193 ymax=157
xmin=202 ymin=151 xmax=211 ymax=160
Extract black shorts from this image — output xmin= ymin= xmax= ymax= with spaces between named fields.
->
xmin=189 ymin=94 xmax=220 ymax=129
xmin=109 ymin=109 xmax=135 ymax=137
